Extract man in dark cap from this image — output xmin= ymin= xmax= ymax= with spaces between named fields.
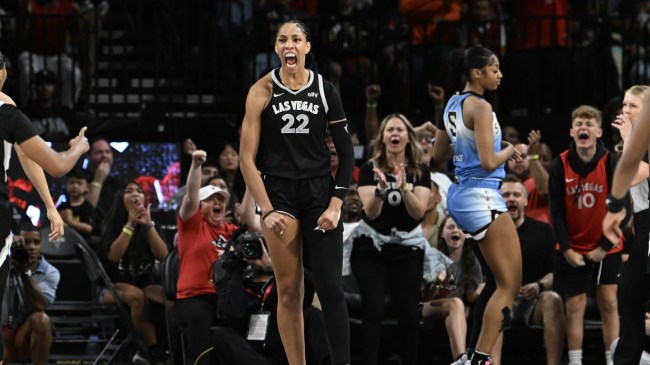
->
xmin=23 ymin=69 xmax=78 ymax=142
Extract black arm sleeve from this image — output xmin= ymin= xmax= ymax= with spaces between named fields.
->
xmin=548 ymin=157 xmax=571 ymax=252
xmin=330 ymin=120 xmax=354 ymax=200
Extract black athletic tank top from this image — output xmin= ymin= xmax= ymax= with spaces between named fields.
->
xmin=0 ymin=103 xmax=38 ymax=200
xmin=257 ymin=68 xmax=346 ymax=179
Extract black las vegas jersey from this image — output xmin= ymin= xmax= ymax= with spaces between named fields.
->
xmin=0 ymin=102 xmax=38 ymax=199
xmin=258 ymin=68 xmax=346 ymax=179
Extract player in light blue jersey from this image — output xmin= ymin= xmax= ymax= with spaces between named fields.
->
xmin=432 ymin=46 xmax=522 ymax=365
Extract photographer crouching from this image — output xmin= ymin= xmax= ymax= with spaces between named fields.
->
xmin=2 ymin=223 xmax=59 ymax=365
xmin=210 ymin=231 xmax=330 ymax=365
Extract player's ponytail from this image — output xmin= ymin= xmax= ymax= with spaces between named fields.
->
xmin=448 ymin=46 xmax=496 ymax=80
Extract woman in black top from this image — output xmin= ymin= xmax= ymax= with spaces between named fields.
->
xmin=100 ymin=182 xmax=169 ymax=363
xmin=351 ymin=113 xmax=432 ymax=365
xmin=239 ymin=20 xmax=355 ymax=365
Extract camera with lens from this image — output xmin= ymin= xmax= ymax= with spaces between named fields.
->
xmin=212 ymin=227 xmax=267 ymax=289
xmin=10 ymin=245 xmax=29 ymax=272
xmin=233 ymin=232 xmax=264 ymax=260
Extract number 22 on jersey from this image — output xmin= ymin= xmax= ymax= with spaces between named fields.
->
xmin=281 ymin=114 xmax=310 ymax=134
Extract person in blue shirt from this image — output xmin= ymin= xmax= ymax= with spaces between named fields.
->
xmin=432 ymin=46 xmax=522 ymax=365
xmin=3 ymin=224 xmax=60 ymax=365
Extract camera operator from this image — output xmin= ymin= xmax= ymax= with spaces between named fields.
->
xmin=2 ymin=223 xmax=59 ymax=365
xmin=210 ymin=232 xmax=330 ymax=365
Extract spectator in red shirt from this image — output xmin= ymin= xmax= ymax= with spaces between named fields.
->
xmin=174 ymin=150 xmax=241 ymax=365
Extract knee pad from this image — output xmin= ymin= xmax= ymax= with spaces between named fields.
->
xmin=500 ymin=306 xmax=512 ymax=332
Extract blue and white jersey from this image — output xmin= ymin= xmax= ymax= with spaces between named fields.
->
xmin=443 ymin=91 xmax=505 ymax=182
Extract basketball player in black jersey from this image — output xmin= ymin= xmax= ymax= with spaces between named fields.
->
xmin=0 ymin=51 xmax=89 ymax=365
xmin=240 ymin=20 xmax=354 ymax=365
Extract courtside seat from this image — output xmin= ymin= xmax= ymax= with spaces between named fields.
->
xmin=72 ymin=235 xmax=149 ymax=364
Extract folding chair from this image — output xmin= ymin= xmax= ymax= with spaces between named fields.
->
xmin=73 ymin=238 xmax=149 ymax=364
xmin=161 ymin=248 xmax=186 ymax=365
xmin=39 ymin=226 xmax=79 ymax=258
xmin=40 ymin=227 xmax=91 ymax=303
xmin=40 ymin=227 xmax=111 ymax=362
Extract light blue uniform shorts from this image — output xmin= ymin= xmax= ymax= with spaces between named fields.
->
xmin=446 ymin=179 xmax=506 ymax=241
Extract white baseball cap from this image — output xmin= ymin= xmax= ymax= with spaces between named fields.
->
xmin=198 ymin=185 xmax=230 ymax=201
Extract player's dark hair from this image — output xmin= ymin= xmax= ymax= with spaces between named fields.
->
xmin=280 ymin=19 xmax=311 ymax=42
xmin=448 ymin=46 xmax=496 ymax=80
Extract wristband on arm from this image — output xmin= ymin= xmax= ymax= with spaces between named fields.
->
xmin=401 ymin=182 xmax=413 ymax=192
xmin=606 ymin=195 xmax=626 ymax=213
xmin=599 ymin=238 xmax=615 ymax=251
xmin=262 ymin=210 xmax=276 ymax=221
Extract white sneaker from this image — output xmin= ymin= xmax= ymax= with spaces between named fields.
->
xmin=132 ymin=350 xmax=150 ymax=365
xmin=610 ymin=337 xmax=619 ymax=359
xmin=450 ymin=353 xmax=468 ymax=365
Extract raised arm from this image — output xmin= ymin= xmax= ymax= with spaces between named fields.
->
xmin=178 ymin=150 xmax=206 ymax=221
xmin=610 ymin=94 xmax=650 ymax=199
xmin=427 ymin=84 xmax=445 ymax=127
xmin=364 ymin=84 xmax=381 ymax=142
xmin=527 ymin=130 xmax=549 ymax=196
xmin=85 ymin=160 xmax=111 ymax=208
xmin=611 ymin=113 xmax=650 ymax=186
xmin=17 ymin=127 xmax=89 ymax=178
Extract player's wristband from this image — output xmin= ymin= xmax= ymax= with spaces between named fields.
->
xmin=606 ymin=195 xmax=626 ymax=213
xmin=262 ymin=210 xmax=276 ymax=221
